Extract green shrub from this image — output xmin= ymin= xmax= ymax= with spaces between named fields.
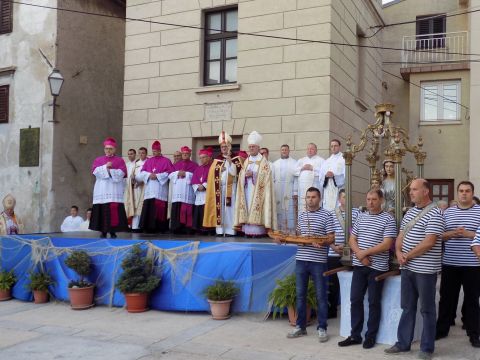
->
xmin=0 ymin=269 xmax=16 ymax=291
xmin=116 ymin=244 xmax=160 ymax=293
xmin=268 ymin=273 xmax=317 ymax=319
xmin=65 ymin=250 xmax=93 ymax=288
xmin=27 ymin=271 xmax=54 ymax=291
xmin=203 ymin=280 xmax=239 ymax=301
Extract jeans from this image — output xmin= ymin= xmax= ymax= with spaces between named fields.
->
xmin=437 ymin=265 xmax=480 ymax=338
xmin=350 ymin=266 xmax=385 ymax=341
xmin=295 ymin=260 xmax=328 ymax=330
xmin=396 ymin=269 xmax=437 ymax=353
xmin=327 ymin=256 xmax=342 ymax=316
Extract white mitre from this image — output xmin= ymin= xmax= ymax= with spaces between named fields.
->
xmin=218 ymin=131 xmax=232 ymax=145
xmin=247 ymin=131 xmax=262 ymax=146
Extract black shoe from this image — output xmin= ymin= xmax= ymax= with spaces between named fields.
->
xmin=110 ymin=232 xmax=117 ymax=239
xmin=363 ymin=338 xmax=375 ymax=349
xmin=100 ymin=232 xmax=107 ymax=238
xmin=435 ymin=332 xmax=447 ymax=340
xmin=338 ymin=336 xmax=362 ymax=347
xmin=470 ymin=337 xmax=480 ymax=348
xmin=385 ymin=345 xmax=408 ymax=354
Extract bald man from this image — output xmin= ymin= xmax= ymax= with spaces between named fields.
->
xmin=386 ymin=179 xmax=445 ymax=359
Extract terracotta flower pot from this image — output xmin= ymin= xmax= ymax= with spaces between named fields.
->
xmin=208 ymin=299 xmax=233 ymax=320
xmin=125 ymin=292 xmax=149 ymax=313
xmin=33 ymin=290 xmax=49 ymax=304
xmin=68 ymin=285 xmax=95 ymax=310
xmin=288 ymin=304 xmax=312 ymax=326
xmin=0 ymin=289 xmax=11 ymax=301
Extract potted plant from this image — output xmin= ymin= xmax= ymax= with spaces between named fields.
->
xmin=268 ymin=274 xmax=317 ymax=326
xmin=203 ymin=280 xmax=239 ymax=320
xmin=115 ymin=244 xmax=160 ymax=313
xmin=27 ymin=271 xmax=54 ymax=304
xmin=0 ymin=269 xmax=16 ymax=301
xmin=65 ymin=250 xmax=95 ymax=310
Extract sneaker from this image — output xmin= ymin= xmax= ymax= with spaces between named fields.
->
xmin=287 ymin=326 xmax=307 ymax=338
xmin=318 ymin=328 xmax=329 ymax=343
xmin=417 ymin=351 xmax=433 ymax=360
xmin=385 ymin=345 xmax=407 ymax=355
xmin=338 ymin=336 xmax=362 ymax=347
xmin=362 ymin=338 xmax=375 ymax=349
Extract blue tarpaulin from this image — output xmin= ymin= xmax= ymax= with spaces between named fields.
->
xmin=0 ymin=236 xmax=296 ymax=313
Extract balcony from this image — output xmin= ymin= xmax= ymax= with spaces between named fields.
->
xmin=400 ymin=31 xmax=470 ymax=79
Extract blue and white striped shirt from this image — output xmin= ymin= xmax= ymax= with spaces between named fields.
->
xmin=351 ymin=211 xmax=397 ymax=271
xmin=329 ymin=208 xmax=360 ymax=257
xmin=296 ymin=208 xmax=335 ymax=263
xmin=443 ymin=205 xmax=480 ymax=267
xmin=401 ymin=206 xmax=445 ymax=274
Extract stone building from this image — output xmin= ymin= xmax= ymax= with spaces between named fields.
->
xmin=0 ymin=0 xmax=126 ymax=232
xmin=122 ymin=0 xmax=386 ymax=202
xmin=382 ymin=0 xmax=480 ymax=203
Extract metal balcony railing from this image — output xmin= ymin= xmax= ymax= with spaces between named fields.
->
xmin=402 ymin=31 xmax=469 ymax=67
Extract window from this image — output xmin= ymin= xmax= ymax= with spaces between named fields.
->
xmin=0 ymin=85 xmax=8 ymax=123
xmin=204 ymin=8 xmax=238 ymax=86
xmin=428 ymin=179 xmax=454 ymax=204
xmin=0 ymin=0 xmax=13 ymax=35
xmin=421 ymin=80 xmax=460 ymax=121
xmin=416 ymin=14 xmax=446 ymax=49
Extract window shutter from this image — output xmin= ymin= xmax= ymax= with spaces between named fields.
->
xmin=416 ymin=18 xmax=431 ymax=36
xmin=0 ymin=0 xmax=13 ymax=34
xmin=0 ymin=85 xmax=9 ymax=123
xmin=433 ymin=16 xmax=446 ymax=34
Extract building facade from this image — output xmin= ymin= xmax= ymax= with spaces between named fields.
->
xmin=382 ymin=0 xmax=478 ymax=203
xmin=0 ymin=0 xmax=126 ymax=232
xmin=122 ymin=0 xmax=386 ymax=203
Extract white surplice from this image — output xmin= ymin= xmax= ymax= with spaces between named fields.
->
xmin=136 ymin=168 xmax=169 ymax=202
xmin=92 ymin=165 xmax=126 ymax=204
xmin=273 ymin=157 xmax=297 ymax=232
xmin=294 ymin=155 xmax=324 ymax=213
xmin=318 ymin=152 xmax=345 ymax=211
xmin=217 ymin=160 xmax=238 ymax=236
xmin=60 ymin=215 xmax=84 ymax=232
xmin=168 ymin=171 xmax=195 ymax=204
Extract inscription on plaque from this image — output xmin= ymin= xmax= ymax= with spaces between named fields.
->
xmin=19 ymin=127 xmax=40 ymax=167
xmin=205 ymin=102 xmax=232 ymax=122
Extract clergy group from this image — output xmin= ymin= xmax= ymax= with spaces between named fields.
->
xmin=88 ymin=133 xmax=345 ymax=238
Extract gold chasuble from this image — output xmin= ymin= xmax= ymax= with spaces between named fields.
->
xmin=203 ymin=156 xmax=243 ymax=228
xmin=234 ymin=156 xmax=277 ymax=231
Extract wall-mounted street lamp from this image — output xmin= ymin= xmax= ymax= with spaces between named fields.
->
xmin=48 ymin=68 xmax=64 ymax=123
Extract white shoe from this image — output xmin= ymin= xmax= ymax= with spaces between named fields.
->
xmin=318 ymin=328 xmax=329 ymax=342
xmin=287 ymin=326 xmax=307 ymax=338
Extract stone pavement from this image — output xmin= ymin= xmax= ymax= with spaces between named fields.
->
xmin=0 ymin=300 xmax=477 ymax=360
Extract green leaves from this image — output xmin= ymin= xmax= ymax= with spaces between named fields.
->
xmin=0 ymin=269 xmax=16 ymax=291
xmin=115 ymin=244 xmax=160 ymax=294
xmin=203 ymin=280 xmax=239 ymax=301
xmin=27 ymin=271 xmax=54 ymax=291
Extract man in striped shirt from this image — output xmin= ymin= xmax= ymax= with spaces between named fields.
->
xmin=386 ymin=179 xmax=445 ymax=360
xmin=436 ymin=181 xmax=480 ymax=348
xmin=287 ymin=187 xmax=335 ymax=342
xmin=327 ymin=189 xmax=359 ymax=318
xmin=338 ymin=189 xmax=397 ymax=349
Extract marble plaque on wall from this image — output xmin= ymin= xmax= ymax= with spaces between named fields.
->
xmin=19 ymin=127 xmax=40 ymax=167
xmin=204 ymin=102 xmax=232 ymax=122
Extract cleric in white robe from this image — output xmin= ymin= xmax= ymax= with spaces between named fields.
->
xmin=203 ymin=131 xmax=245 ymax=236
xmin=294 ymin=143 xmax=324 ymax=213
xmin=137 ymin=141 xmax=173 ymax=233
xmin=318 ymin=139 xmax=345 ymax=211
xmin=272 ymin=144 xmax=297 ymax=233
xmin=234 ymin=131 xmax=277 ymax=236
xmin=125 ymin=147 xmax=148 ymax=231
xmin=169 ymin=146 xmax=198 ymax=233
xmin=89 ymin=137 xmax=129 ymax=238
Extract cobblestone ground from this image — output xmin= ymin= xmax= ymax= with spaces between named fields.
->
xmin=0 ymin=300 xmax=477 ymax=360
